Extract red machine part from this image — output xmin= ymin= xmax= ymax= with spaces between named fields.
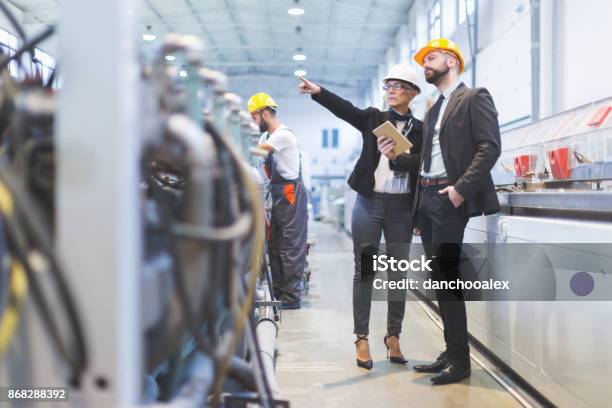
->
xmin=588 ymin=105 xmax=611 ymax=127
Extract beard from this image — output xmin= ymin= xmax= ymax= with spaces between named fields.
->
xmin=425 ymin=65 xmax=450 ymax=84
xmin=259 ymin=120 xmax=269 ymax=133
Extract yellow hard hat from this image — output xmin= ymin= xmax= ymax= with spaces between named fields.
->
xmin=414 ymin=38 xmax=465 ymax=73
xmin=247 ymin=92 xmax=278 ymax=114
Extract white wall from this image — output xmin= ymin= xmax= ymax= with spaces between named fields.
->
xmin=372 ymin=0 xmax=612 ymax=128
xmin=366 ymin=2 xmax=436 ymax=121
xmin=556 ymin=0 xmax=612 ymax=112
xmin=475 ymin=0 xmax=532 ymax=125
xmin=347 ymin=1 xmax=536 ymax=122
xmin=421 ymin=0 xmax=531 ymax=126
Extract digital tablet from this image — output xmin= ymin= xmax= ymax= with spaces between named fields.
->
xmin=372 ymin=121 xmax=413 ymax=156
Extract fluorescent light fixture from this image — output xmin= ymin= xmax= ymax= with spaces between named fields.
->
xmin=294 ymin=69 xmax=307 ymax=77
xmin=165 ymin=55 xmax=176 ymax=61
xmin=288 ymin=8 xmax=305 ymax=16
xmin=179 ymin=70 xmax=188 ymax=77
xmin=293 ymin=53 xmax=307 ymax=61
xmin=142 ymin=34 xmax=156 ymax=41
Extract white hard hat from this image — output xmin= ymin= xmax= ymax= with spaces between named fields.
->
xmin=383 ymin=64 xmax=421 ymax=93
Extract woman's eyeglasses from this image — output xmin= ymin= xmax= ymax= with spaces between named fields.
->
xmin=383 ymin=82 xmax=417 ymax=92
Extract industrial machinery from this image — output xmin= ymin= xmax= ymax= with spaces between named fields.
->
xmin=460 ymin=96 xmax=612 ymax=408
xmin=0 ymin=2 xmax=287 ymax=405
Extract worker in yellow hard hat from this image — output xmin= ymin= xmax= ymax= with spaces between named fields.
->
xmin=410 ymin=38 xmax=501 ymax=385
xmin=247 ymin=92 xmax=278 ymax=126
xmin=247 ymin=92 xmax=307 ymax=310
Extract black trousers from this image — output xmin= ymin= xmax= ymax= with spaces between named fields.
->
xmin=351 ymin=192 xmax=413 ymax=336
xmin=418 ymin=184 xmax=470 ymax=360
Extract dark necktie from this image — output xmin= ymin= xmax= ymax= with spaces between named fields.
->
xmin=422 ymin=94 xmax=445 ymax=173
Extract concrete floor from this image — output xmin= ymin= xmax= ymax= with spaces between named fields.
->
xmin=275 ymin=222 xmax=522 ymax=408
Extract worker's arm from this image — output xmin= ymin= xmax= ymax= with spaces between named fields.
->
xmin=259 ymin=128 xmax=295 ymax=155
xmin=299 ymin=76 xmax=373 ymax=132
xmin=258 ymin=143 xmax=275 ymax=152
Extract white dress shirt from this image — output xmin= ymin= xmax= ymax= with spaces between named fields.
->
xmin=420 ymin=80 xmax=462 ymax=179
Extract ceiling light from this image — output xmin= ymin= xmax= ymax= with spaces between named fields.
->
xmin=179 ymin=70 xmax=188 ymax=77
xmin=165 ymin=55 xmax=176 ymax=61
xmin=293 ymin=53 xmax=307 ymax=61
xmin=142 ymin=34 xmax=156 ymax=41
xmin=294 ymin=69 xmax=307 ymax=77
xmin=288 ymin=8 xmax=305 ymax=16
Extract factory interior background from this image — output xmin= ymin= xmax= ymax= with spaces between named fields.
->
xmin=0 ymin=0 xmax=611 ymax=407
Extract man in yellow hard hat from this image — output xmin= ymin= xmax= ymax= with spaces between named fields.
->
xmin=247 ymin=92 xmax=307 ymax=310
xmin=410 ymin=38 xmax=501 ymax=385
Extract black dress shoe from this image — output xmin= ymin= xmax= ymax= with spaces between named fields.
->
xmin=413 ymin=351 xmax=449 ymax=373
xmin=430 ymin=360 xmax=471 ymax=385
xmin=355 ymin=335 xmax=373 ymax=370
xmin=383 ymin=334 xmax=408 ymax=365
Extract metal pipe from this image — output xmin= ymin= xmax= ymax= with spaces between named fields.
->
xmin=165 ymin=114 xmax=217 ymax=325
xmin=255 ymin=281 xmax=280 ymax=397
xmin=240 ymin=111 xmax=254 ymax=159
xmin=160 ymin=34 xmax=204 ymax=65
xmin=199 ymin=68 xmax=229 ymax=134
xmin=165 ymin=112 xmax=216 ymax=231
xmin=198 ymin=68 xmax=228 ymax=94
xmin=145 ymin=353 xmax=215 ymax=407
xmin=225 ymin=93 xmax=243 ymax=148
xmin=227 ymin=356 xmax=257 ymax=391
xmin=166 ymin=114 xmax=214 ymax=167
xmin=149 ymin=34 xmax=206 ymax=120
xmin=250 ymin=123 xmax=261 ymax=143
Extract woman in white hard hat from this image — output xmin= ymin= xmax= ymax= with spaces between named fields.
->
xmin=299 ymin=64 xmax=422 ymax=370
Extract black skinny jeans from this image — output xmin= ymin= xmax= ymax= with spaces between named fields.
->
xmin=351 ymin=192 xmax=414 ymax=336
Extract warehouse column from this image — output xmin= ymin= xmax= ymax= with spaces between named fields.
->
xmin=538 ymin=0 xmax=560 ymax=117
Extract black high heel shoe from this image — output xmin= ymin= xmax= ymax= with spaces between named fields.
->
xmin=354 ymin=335 xmax=373 ymax=370
xmin=384 ymin=334 xmax=408 ymax=365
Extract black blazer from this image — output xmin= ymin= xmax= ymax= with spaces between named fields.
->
xmin=391 ymin=82 xmax=501 ymax=217
xmin=311 ymin=87 xmax=423 ymax=198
